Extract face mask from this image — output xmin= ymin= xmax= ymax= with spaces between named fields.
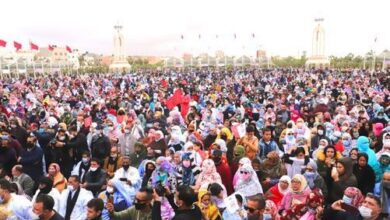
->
xmin=353 ymin=132 xmax=360 ymax=138
xmin=182 ymin=160 xmax=191 ymax=168
xmin=106 ymin=186 xmax=114 ymax=194
xmin=263 ymin=213 xmax=272 ymax=220
xmin=0 ymin=196 xmax=4 ymax=204
xmin=134 ymin=202 xmax=147 ymax=210
xmin=90 ymin=167 xmax=98 ymax=172
xmin=108 ymin=126 xmax=114 ymax=131
xmin=287 ymin=135 xmax=294 ymax=141
xmin=67 ymin=185 xmax=74 ymax=192
xmin=10 ymin=124 xmax=17 ymax=128
xmin=58 ymin=136 xmax=65 ymax=141
xmin=110 ymin=154 xmax=117 ymax=159
xmin=342 ymin=195 xmax=352 ymax=205
xmin=358 ymin=206 xmax=372 ymax=218
xmin=82 ymin=158 xmax=89 ymax=164
xmin=124 ymin=129 xmax=130 ymax=134
xmin=240 ymin=172 xmax=251 ymax=181
xmin=317 ymin=130 xmax=324 ymax=136
xmin=122 ymin=164 xmax=130 ymax=170
xmin=341 ymin=126 xmax=348 ymax=132
xmin=304 ymin=171 xmax=316 ymax=178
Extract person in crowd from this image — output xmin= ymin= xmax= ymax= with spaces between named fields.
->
xmin=10 ymin=164 xmax=35 ymax=197
xmin=0 ymin=134 xmax=17 ymax=175
xmin=265 ymin=175 xmax=291 ymax=206
xmin=323 ymin=192 xmax=385 ymax=220
xmin=71 ymin=151 xmax=91 ymax=183
xmin=19 ymin=132 xmax=44 ymax=182
xmin=212 ymin=149 xmax=233 ymax=195
xmin=141 ymin=160 xmax=156 ymax=188
xmin=234 ymin=163 xmax=263 ymax=197
xmin=0 ymin=179 xmax=32 ymax=219
xmin=222 ymin=193 xmax=247 ymax=220
xmin=342 ymin=187 xmax=365 ymax=208
xmin=59 ymin=175 xmax=94 ymax=220
xmin=32 ymin=194 xmax=65 ymax=220
xmin=103 ymin=146 xmax=123 ymax=178
xmin=32 ymin=176 xmax=62 ymax=212
xmin=236 ymin=125 xmax=259 ymax=161
xmin=279 ymin=174 xmax=311 ymax=214
xmin=98 ymin=179 xmax=134 ymax=220
xmin=262 ymin=151 xmax=287 ymax=190
xmin=196 ymin=189 xmax=221 ymax=220
xmin=303 ymin=160 xmax=328 ymax=199
xmin=176 ymin=152 xmax=201 ymax=187
xmin=353 ymin=153 xmax=376 ymax=195
xmin=129 ymin=142 xmax=147 ymax=168
xmin=66 ymin=126 xmax=89 ymax=166
xmin=107 ymin=186 xmax=153 ymax=220
xmin=86 ymin=198 xmax=104 ymax=220
xmin=113 ymin=155 xmax=142 ymax=191
xmin=245 ymin=194 xmax=266 ymax=220
xmin=329 ymin=157 xmax=358 ymax=203
xmin=49 ymin=127 xmax=72 ymax=178
xmin=90 ymin=125 xmax=111 ymax=162
xmin=83 ymin=158 xmax=107 ymax=196
xmin=194 ymin=159 xmax=222 ymax=191
xmin=263 ymin=200 xmax=280 ymax=220
xmin=48 ymin=163 xmax=67 ymax=193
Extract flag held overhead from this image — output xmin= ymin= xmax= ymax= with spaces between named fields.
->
xmin=0 ymin=39 xmax=6 ymax=47
xmin=30 ymin=42 xmax=39 ymax=50
xmin=13 ymin=41 xmax=22 ymax=51
xmin=66 ymin=45 xmax=72 ymax=53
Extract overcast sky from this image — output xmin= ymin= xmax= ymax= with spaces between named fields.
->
xmin=1 ymin=0 xmax=389 ymax=57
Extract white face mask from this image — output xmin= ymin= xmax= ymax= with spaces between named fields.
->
xmin=29 ymin=210 xmax=40 ymax=220
xmin=67 ymin=185 xmax=74 ymax=192
xmin=106 ymin=186 xmax=114 ymax=194
xmin=90 ymin=167 xmax=98 ymax=172
xmin=358 ymin=206 xmax=372 ymax=218
xmin=58 ymin=136 xmax=66 ymax=141
xmin=317 ymin=130 xmax=324 ymax=136
xmin=342 ymin=195 xmax=352 ymax=205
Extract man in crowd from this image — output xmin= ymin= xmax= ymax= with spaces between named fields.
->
xmin=11 ymin=164 xmax=35 ymax=197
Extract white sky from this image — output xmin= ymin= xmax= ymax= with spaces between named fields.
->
xmin=0 ymin=0 xmax=389 ymax=57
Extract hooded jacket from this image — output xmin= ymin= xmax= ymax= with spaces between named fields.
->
xmin=329 ymin=157 xmax=357 ymax=203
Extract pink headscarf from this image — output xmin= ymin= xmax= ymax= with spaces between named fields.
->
xmin=373 ymin=123 xmax=384 ymax=137
xmin=344 ymin=187 xmax=364 ymax=207
xmin=265 ymin=200 xmax=280 ymax=220
xmin=196 ymin=159 xmax=222 ymax=187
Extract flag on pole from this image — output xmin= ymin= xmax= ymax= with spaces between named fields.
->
xmin=66 ymin=45 xmax=72 ymax=53
xmin=0 ymin=39 xmax=6 ymax=47
xmin=13 ymin=41 xmax=22 ymax=51
xmin=30 ymin=42 xmax=39 ymax=50
xmin=48 ymin=45 xmax=54 ymax=51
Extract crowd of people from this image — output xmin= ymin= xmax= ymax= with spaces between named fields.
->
xmin=0 ymin=68 xmax=388 ymax=220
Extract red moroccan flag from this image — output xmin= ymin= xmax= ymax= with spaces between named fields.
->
xmin=48 ymin=45 xmax=54 ymax=51
xmin=166 ymin=89 xmax=184 ymax=110
xmin=66 ymin=45 xmax=72 ymax=53
xmin=0 ymin=39 xmax=6 ymax=47
xmin=13 ymin=41 xmax=22 ymax=51
xmin=30 ymin=42 xmax=39 ymax=50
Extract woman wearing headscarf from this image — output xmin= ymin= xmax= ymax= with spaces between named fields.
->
xmin=262 ymin=151 xmax=287 ymax=187
xmin=263 ymin=200 xmax=280 ymax=220
xmin=234 ymin=163 xmax=263 ymax=197
xmin=341 ymin=187 xmax=364 ymax=208
xmin=357 ymin=136 xmax=381 ymax=180
xmin=194 ymin=159 xmax=222 ymax=191
xmin=232 ymin=157 xmax=251 ymax=188
xmin=265 ymin=175 xmax=291 ymax=206
xmin=279 ymin=174 xmax=311 ymax=214
xmin=196 ymin=189 xmax=221 ymax=220
xmin=151 ymin=156 xmax=177 ymax=193
xmin=98 ymin=179 xmax=134 ymax=220
xmin=299 ymin=189 xmax=324 ymax=220
xmin=176 ymin=152 xmax=201 ymax=186
xmin=230 ymin=145 xmax=245 ymax=178
xmin=329 ymin=157 xmax=357 ymax=203
xmin=141 ymin=160 xmax=155 ymax=188
xmin=303 ymin=161 xmax=328 ymax=199
xmin=376 ymin=132 xmax=390 ymax=159
xmin=47 ymin=163 xmax=67 ymax=193
xmin=353 ymin=153 xmax=376 ymax=195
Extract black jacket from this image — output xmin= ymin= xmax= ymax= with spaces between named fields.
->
xmin=91 ymin=134 xmax=111 ymax=161
xmin=84 ymin=168 xmax=107 ymax=196
xmin=66 ymin=133 xmax=89 ymax=164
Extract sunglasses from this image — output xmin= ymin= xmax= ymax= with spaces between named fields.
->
xmin=287 ymin=133 xmax=293 ymax=135
xmin=240 ymin=171 xmax=249 ymax=175
xmin=244 ymin=205 xmax=256 ymax=213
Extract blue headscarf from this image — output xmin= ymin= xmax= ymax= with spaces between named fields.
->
xmin=357 ymin=136 xmax=379 ymax=169
xmin=112 ymin=179 xmax=134 ymax=207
